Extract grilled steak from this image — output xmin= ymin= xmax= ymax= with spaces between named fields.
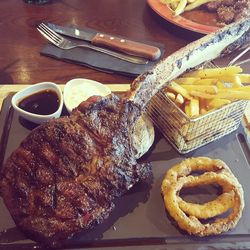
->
xmin=0 ymin=18 xmax=249 ymax=247
xmin=0 ymin=94 xmax=151 ymax=246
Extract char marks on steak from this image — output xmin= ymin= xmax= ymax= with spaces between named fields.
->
xmin=0 ymin=94 xmax=151 ymax=246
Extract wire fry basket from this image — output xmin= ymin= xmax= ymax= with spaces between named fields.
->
xmin=146 ymin=86 xmax=248 ymax=154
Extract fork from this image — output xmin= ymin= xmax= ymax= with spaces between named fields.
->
xmin=37 ymin=23 xmax=148 ymax=65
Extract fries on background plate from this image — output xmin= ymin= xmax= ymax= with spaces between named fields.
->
xmin=160 ymin=0 xmax=216 ymax=16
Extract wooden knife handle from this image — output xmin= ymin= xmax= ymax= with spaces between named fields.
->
xmin=92 ymin=33 xmax=161 ymax=61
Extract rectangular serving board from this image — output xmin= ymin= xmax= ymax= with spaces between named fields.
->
xmin=0 ymin=94 xmax=250 ymax=250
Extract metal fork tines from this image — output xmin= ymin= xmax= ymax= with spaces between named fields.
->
xmin=37 ymin=23 xmax=148 ymax=65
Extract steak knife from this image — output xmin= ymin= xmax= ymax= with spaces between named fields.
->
xmin=47 ymin=23 xmax=161 ymax=61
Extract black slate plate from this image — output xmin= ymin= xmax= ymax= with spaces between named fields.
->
xmin=0 ymin=94 xmax=250 ymax=250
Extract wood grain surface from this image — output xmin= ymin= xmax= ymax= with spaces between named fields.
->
xmin=0 ymin=0 xmax=202 ymax=85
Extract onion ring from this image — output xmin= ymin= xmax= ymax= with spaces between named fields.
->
xmin=177 ymin=190 xmax=235 ymax=219
xmin=161 ymin=157 xmax=244 ymax=236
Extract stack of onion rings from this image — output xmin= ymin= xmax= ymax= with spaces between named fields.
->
xmin=161 ymin=157 xmax=244 ymax=236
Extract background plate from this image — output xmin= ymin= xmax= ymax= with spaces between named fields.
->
xmin=147 ymin=0 xmax=222 ymax=34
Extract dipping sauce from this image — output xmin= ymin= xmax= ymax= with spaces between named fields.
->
xmin=18 ymin=89 xmax=60 ymax=115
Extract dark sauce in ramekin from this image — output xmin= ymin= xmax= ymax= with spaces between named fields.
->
xmin=18 ymin=90 xmax=59 ymax=115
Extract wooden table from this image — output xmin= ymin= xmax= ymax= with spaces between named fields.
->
xmin=0 ymin=1 xmax=249 ymax=130
xmin=0 ymin=0 xmax=202 ymax=85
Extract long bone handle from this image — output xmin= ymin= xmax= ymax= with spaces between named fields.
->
xmin=127 ymin=18 xmax=250 ymax=109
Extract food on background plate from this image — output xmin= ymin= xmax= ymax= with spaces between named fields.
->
xmin=161 ymin=157 xmax=244 ymax=236
xmin=160 ymin=0 xmax=250 ymax=24
xmin=160 ymin=0 xmax=215 ymax=16
xmin=0 ymin=19 xmax=249 ymax=246
xmin=163 ymin=65 xmax=250 ymax=118
xmin=206 ymin=0 xmax=250 ymax=24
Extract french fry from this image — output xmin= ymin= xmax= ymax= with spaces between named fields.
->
xmin=176 ymin=78 xmax=218 ymax=85
xmin=237 ymin=74 xmax=250 ymax=84
xmin=233 ymin=86 xmax=250 ymax=91
xmin=175 ymin=0 xmax=188 ymax=15
xmin=160 ymin=0 xmax=211 ymax=15
xmin=207 ymin=98 xmax=231 ymax=109
xmin=233 ymin=75 xmax=242 ymax=86
xmin=199 ymin=98 xmax=208 ymax=114
xmin=181 ymin=84 xmax=218 ymax=94
xmin=217 ymin=74 xmax=250 ymax=84
xmin=185 ymin=0 xmax=217 ymax=11
xmin=175 ymin=93 xmax=185 ymax=106
xmin=189 ymin=90 xmax=215 ymax=99
xmin=174 ymin=77 xmax=201 ymax=85
xmin=160 ymin=0 xmax=175 ymax=4
xmin=183 ymin=66 xmax=243 ymax=78
xmin=189 ymin=78 xmax=218 ymax=85
xmin=165 ymin=91 xmax=176 ymax=101
xmin=160 ymin=0 xmax=180 ymax=9
xmin=184 ymin=102 xmax=191 ymax=117
xmin=167 ymin=81 xmax=192 ymax=100
xmin=170 ymin=1 xmax=179 ymax=9
xmin=190 ymin=98 xmax=200 ymax=117
xmin=185 ymin=98 xmax=199 ymax=117
xmin=216 ymin=81 xmax=226 ymax=89
xmin=216 ymin=89 xmax=250 ymax=100
xmin=217 ymin=75 xmax=242 ymax=87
